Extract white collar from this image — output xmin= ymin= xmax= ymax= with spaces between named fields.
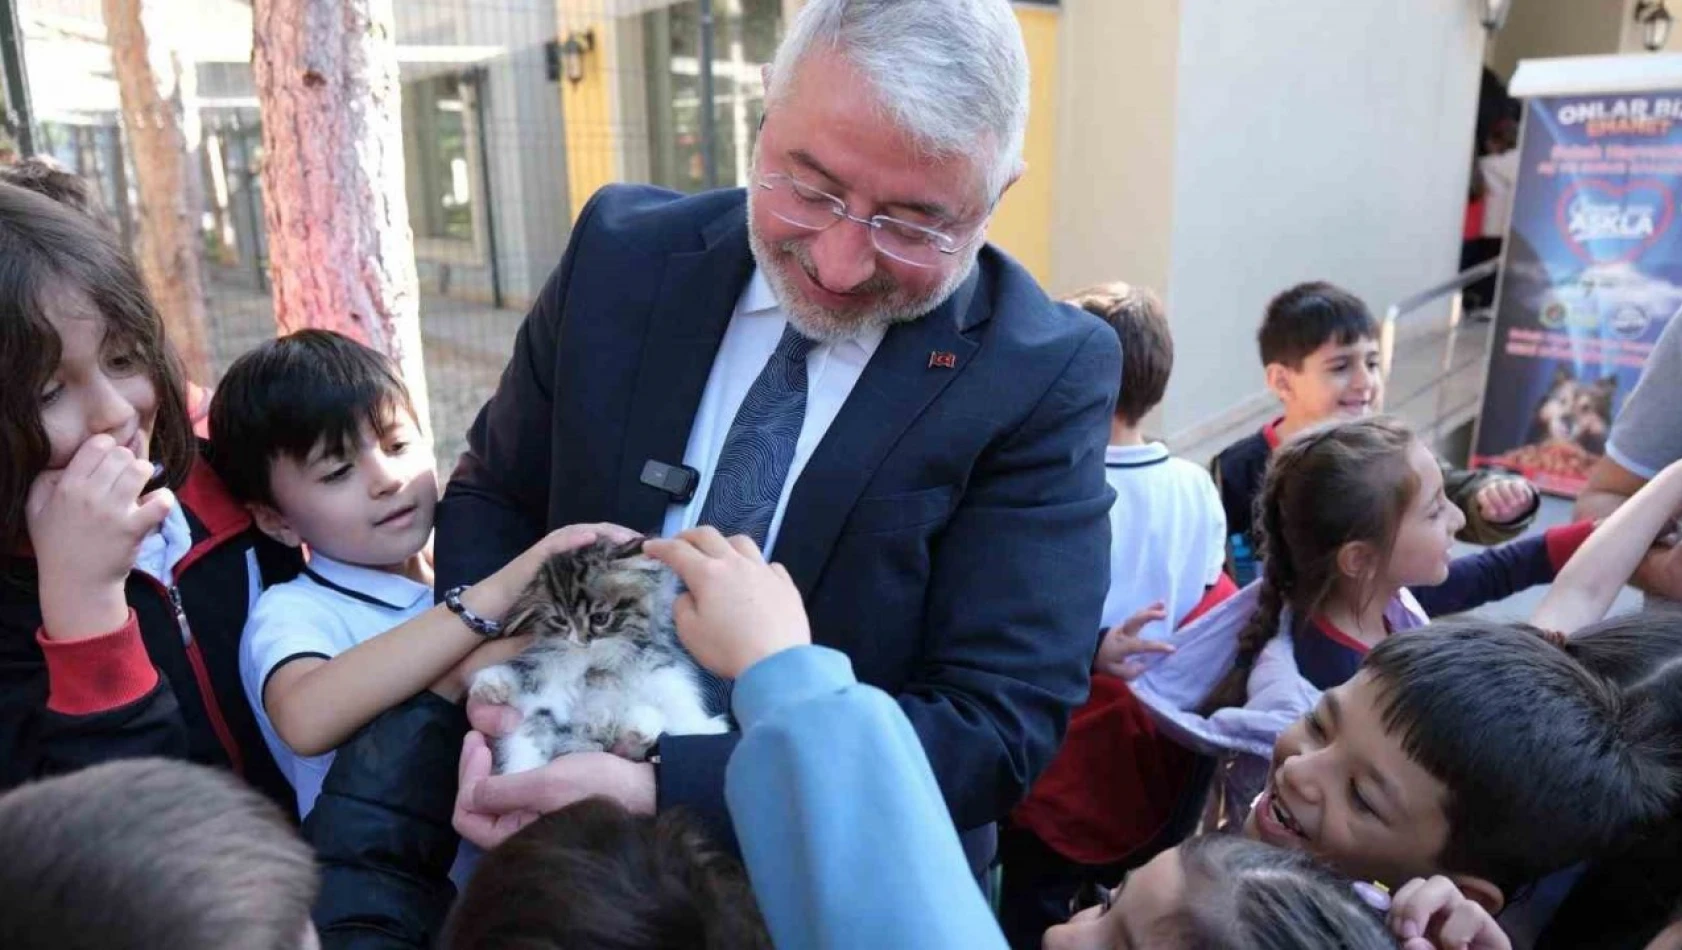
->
xmin=739 ymin=268 xmax=780 ymax=315
xmin=302 ymin=550 xmax=432 ymax=612
xmin=133 ymin=497 xmax=193 ymax=587
xmin=1104 ymin=442 xmax=1171 ymax=468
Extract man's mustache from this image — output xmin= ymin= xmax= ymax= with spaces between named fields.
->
xmin=779 ymin=240 xmax=898 ymax=300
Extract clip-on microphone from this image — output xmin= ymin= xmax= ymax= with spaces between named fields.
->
xmin=640 ymin=460 xmax=700 ymax=504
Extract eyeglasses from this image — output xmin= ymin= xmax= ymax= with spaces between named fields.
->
xmin=1069 ymin=880 xmax=1115 ymax=917
xmin=753 ymin=172 xmax=983 ymax=269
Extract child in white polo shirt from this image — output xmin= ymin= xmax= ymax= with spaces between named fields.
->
xmin=1002 ymin=283 xmax=1228 ymax=947
xmin=209 ymin=330 xmax=624 ymax=817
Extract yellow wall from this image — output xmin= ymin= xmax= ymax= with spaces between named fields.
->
xmin=987 ymin=4 xmax=1059 ymax=285
xmin=560 ymin=19 xmax=616 ymax=220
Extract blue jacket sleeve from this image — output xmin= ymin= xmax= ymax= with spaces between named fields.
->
xmin=304 ymin=693 xmax=466 ymax=950
xmin=725 ymin=646 xmax=1008 ymax=950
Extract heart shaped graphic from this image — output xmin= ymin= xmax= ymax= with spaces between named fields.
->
xmin=1555 ymin=178 xmax=1676 ymax=264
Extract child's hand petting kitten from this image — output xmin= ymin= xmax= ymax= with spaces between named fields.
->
xmin=463 ymin=522 xmax=643 ymax=631
xmin=1387 ymin=876 xmax=1510 ymax=950
xmin=643 ymin=527 xmax=810 ymax=680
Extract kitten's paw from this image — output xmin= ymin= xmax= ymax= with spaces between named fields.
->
xmin=617 ymin=705 xmax=666 ymax=760
xmin=468 ymin=665 xmax=520 ymax=707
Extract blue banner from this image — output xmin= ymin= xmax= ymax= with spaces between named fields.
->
xmin=1472 ymin=91 xmax=1682 ymax=496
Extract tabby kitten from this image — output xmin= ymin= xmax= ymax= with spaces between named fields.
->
xmin=468 ymin=538 xmax=726 ymax=775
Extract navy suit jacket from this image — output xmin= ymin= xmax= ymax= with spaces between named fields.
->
xmin=436 ymin=184 xmax=1119 ymax=856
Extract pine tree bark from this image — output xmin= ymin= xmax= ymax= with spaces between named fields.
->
xmin=251 ymin=0 xmax=431 ymax=435
xmin=103 ymin=0 xmax=212 ymax=383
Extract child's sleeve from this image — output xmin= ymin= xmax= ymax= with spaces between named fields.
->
xmin=1443 ymin=460 xmax=1540 ymax=545
xmin=0 ymin=601 xmax=188 ymax=790
xmin=1411 ymin=521 xmax=1596 ymax=617
xmin=239 ymin=590 xmax=341 ymax=722
xmin=306 ymin=692 xmax=466 ymax=950
xmin=726 ymin=646 xmax=1008 ymax=950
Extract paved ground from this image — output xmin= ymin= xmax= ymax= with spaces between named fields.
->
xmin=203 ymin=269 xmax=521 ymax=474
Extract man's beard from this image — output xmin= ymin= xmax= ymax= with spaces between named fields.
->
xmin=746 ymin=197 xmax=978 ymax=344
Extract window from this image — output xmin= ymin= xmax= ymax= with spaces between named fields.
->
xmin=641 ymin=0 xmax=782 ymax=192
xmin=402 ymin=70 xmax=480 ymax=249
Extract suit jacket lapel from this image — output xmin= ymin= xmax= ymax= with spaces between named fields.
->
xmin=776 ymin=268 xmax=986 ymax=596
xmin=615 ymin=204 xmax=754 ymax=535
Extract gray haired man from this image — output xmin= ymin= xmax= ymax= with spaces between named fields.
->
xmin=433 ymin=0 xmax=1119 ymax=897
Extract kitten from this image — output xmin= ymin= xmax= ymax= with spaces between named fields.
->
xmin=468 ymin=538 xmax=727 ymax=775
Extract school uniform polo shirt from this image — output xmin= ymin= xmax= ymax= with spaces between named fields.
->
xmin=1101 ymin=442 xmax=1227 ymax=633
xmin=238 ymin=552 xmax=432 ymax=818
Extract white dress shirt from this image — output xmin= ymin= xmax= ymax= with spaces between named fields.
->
xmin=659 ymin=268 xmax=885 ymax=556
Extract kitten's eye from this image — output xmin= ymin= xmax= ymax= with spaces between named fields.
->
xmin=588 ymin=609 xmax=612 ymax=627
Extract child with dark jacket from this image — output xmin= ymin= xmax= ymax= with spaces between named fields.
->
xmin=1212 ymin=282 xmax=1538 ymax=586
xmin=0 ymin=181 xmax=297 ymax=807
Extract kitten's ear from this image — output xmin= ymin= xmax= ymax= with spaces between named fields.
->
xmin=606 ymin=537 xmax=662 ymax=575
xmin=501 ymin=591 xmax=546 ymax=636
xmin=500 ymin=564 xmax=558 ymax=635
xmin=604 ymin=537 xmax=650 ymax=562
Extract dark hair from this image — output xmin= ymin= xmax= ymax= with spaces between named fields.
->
xmin=0 ymin=758 xmax=317 ymax=950
xmin=1201 ymin=417 xmax=1419 ymax=712
xmin=1151 ymin=834 xmax=1391 ymax=949
xmin=0 ymin=156 xmax=110 ymax=225
xmin=1257 ymin=282 xmax=1377 ymax=370
xmin=1362 ymin=620 xmax=1682 ymax=896
xmin=1534 ymin=612 xmax=1682 ymax=950
xmin=1065 ymin=282 xmax=1172 ymax=427
xmin=0 ymin=183 xmax=195 ymax=550
xmin=443 ymin=797 xmax=771 ymax=950
xmin=208 ymin=328 xmax=416 ymax=506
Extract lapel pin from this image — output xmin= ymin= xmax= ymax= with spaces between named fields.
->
xmin=928 ymin=351 xmax=957 ymax=369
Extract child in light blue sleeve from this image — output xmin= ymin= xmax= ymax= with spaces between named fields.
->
xmin=641 ymin=528 xmax=1482 ymax=950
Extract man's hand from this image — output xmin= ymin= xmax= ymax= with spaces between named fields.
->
xmin=642 ymin=526 xmax=811 ymax=680
xmin=1387 ymin=876 xmax=1510 ymax=950
xmin=453 ymin=730 xmax=656 ymax=850
xmin=1093 ymin=602 xmax=1173 ymax=680
xmin=1475 ymin=478 xmax=1537 ymax=526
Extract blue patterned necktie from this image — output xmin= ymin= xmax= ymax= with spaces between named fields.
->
xmin=690 ymin=322 xmax=815 ymax=711
xmin=697 ymin=323 xmax=817 ymax=549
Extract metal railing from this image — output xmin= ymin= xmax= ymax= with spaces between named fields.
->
xmin=1377 ymin=258 xmax=1499 ymax=444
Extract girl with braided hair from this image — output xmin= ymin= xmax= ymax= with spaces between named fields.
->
xmin=1129 ymin=417 xmax=1597 ymax=830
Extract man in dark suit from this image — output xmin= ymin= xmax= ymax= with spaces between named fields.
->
xmin=441 ymin=0 xmax=1118 ymax=871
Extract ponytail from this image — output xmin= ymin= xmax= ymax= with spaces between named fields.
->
xmin=1199 ymin=570 xmax=1286 ymax=715
xmin=1197 ymin=421 xmax=1401 ymax=714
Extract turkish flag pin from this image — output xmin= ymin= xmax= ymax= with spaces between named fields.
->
xmin=928 ymin=351 xmax=957 ymax=369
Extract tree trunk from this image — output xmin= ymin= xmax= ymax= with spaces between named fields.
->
xmin=251 ymin=0 xmax=431 ymax=436
xmin=102 ymin=0 xmax=212 ymax=384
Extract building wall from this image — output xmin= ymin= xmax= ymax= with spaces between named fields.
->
xmin=1489 ymin=0 xmax=1626 ymax=79
xmin=1144 ymin=0 xmax=1485 ymax=438
xmin=560 ymin=3 xmax=620 ymax=220
xmin=986 ymin=4 xmax=1059 ymax=284
xmin=1047 ymin=0 xmax=1181 ymax=299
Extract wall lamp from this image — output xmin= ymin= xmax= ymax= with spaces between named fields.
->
xmin=1637 ymin=1 xmax=1674 ymax=52
xmin=547 ymin=29 xmax=596 ymax=85
xmin=1479 ymin=0 xmax=1512 ymax=32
